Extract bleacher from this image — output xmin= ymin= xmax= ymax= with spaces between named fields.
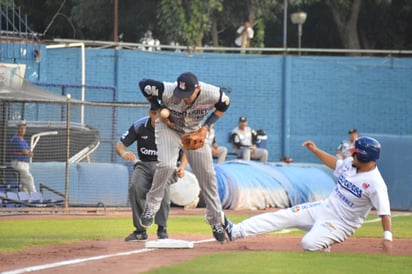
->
xmin=0 ymin=165 xmax=64 ymax=208
xmin=0 ymin=189 xmax=64 ymax=208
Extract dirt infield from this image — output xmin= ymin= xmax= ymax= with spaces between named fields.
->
xmin=1 ymin=208 xmax=411 ymax=274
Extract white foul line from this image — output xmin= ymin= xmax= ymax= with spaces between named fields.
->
xmin=192 ymin=238 xmax=216 ymax=244
xmin=2 ymin=248 xmax=154 ymax=274
xmin=2 ymin=238 xmax=216 ymax=274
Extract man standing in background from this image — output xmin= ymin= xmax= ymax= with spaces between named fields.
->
xmin=9 ymin=120 xmax=36 ymax=193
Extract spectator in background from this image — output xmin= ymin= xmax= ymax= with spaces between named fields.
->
xmin=116 ymin=107 xmax=187 ymax=241
xmin=139 ymin=30 xmax=161 ymax=51
xmin=235 ymin=21 xmax=254 ymax=53
xmin=206 ymin=124 xmax=227 ymax=163
xmin=231 ymin=116 xmax=268 ymax=162
xmin=336 ymin=128 xmax=359 ymax=159
xmin=9 ymin=120 xmax=36 ymax=192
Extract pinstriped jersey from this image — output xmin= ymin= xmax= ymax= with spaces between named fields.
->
xmin=139 ymin=79 xmax=230 ymax=134
xmin=163 ymin=81 xmax=226 ymax=133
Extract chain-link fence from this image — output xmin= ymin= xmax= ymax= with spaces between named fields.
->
xmin=1 ymin=80 xmax=149 ymax=207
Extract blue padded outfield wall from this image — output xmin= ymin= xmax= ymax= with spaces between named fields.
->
xmin=2 ymin=43 xmax=412 ymax=210
xmin=37 ymin=49 xmax=412 ymax=162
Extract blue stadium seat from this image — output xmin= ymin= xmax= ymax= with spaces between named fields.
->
xmin=30 ymin=192 xmax=44 ymax=204
xmin=5 ymin=191 xmax=19 ymax=208
xmin=18 ymin=192 xmax=31 ymax=203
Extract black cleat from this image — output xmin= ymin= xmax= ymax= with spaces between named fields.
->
xmin=212 ymin=224 xmax=225 ymax=243
xmin=157 ymin=226 xmax=168 ymax=239
xmin=124 ymin=230 xmax=148 ymax=242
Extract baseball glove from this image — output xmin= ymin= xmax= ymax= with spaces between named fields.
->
xmin=182 ymin=127 xmax=208 ymax=150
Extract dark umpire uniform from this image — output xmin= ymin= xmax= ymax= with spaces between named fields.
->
xmin=118 ymin=114 xmax=178 ymax=241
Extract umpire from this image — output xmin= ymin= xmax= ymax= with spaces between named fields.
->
xmin=116 ymin=106 xmax=187 ymax=241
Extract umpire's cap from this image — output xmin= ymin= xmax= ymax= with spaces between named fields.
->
xmin=174 ymin=72 xmax=199 ymax=99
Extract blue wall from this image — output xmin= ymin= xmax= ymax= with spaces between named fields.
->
xmin=4 ymin=44 xmax=412 ymax=210
xmin=35 ymin=48 xmax=412 ymax=163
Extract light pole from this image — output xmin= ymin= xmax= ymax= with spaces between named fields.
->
xmin=290 ymin=11 xmax=307 ymax=55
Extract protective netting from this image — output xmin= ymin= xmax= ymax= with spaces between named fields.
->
xmin=0 ymin=79 xmax=148 ymax=207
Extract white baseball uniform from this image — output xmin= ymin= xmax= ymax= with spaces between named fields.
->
xmin=230 ymin=157 xmax=391 ymax=250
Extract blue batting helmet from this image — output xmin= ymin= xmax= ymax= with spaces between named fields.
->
xmin=348 ymin=136 xmax=381 ymax=163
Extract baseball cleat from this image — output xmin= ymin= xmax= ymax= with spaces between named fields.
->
xmin=125 ymin=230 xmax=148 ymax=242
xmin=157 ymin=226 xmax=168 ymax=239
xmin=212 ymin=224 xmax=226 ymax=243
xmin=140 ymin=211 xmax=154 ymax=228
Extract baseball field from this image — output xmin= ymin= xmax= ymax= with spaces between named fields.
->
xmin=0 ymin=208 xmax=411 ymax=274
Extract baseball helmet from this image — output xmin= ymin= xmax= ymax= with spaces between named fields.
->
xmin=348 ymin=136 xmax=381 ymax=163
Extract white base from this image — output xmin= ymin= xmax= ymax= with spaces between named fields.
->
xmin=145 ymin=239 xmax=194 ymax=249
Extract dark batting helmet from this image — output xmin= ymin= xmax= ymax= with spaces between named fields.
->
xmin=348 ymin=136 xmax=381 ymax=163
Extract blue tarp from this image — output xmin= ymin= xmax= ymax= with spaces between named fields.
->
xmin=214 ymin=160 xmax=336 ymax=210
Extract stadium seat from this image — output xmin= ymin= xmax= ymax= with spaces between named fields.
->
xmin=30 ymin=192 xmax=44 ymax=204
xmin=5 ymin=191 xmax=19 ymax=208
xmin=18 ymin=191 xmax=30 ymax=203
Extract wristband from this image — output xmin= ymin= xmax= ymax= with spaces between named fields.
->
xmin=384 ymin=231 xmax=392 ymax=241
xmin=204 ymin=113 xmax=219 ymax=127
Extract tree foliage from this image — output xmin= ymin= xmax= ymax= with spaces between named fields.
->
xmin=157 ymin=0 xmax=223 ymax=49
xmin=8 ymin=0 xmax=412 ymax=50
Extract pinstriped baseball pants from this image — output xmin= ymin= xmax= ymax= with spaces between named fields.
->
xmin=130 ymin=161 xmax=171 ymax=232
xmin=145 ymin=120 xmax=224 ymax=226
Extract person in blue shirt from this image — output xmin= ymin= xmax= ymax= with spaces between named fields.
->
xmin=115 ymin=107 xmax=187 ymax=241
xmin=9 ymin=121 xmax=36 ymax=192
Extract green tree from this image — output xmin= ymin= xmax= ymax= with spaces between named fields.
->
xmin=158 ymin=0 xmax=220 ymax=49
xmin=290 ymin=0 xmax=412 ymax=50
xmin=8 ymin=0 xmax=412 ymax=51
xmin=70 ymin=0 xmax=161 ymax=42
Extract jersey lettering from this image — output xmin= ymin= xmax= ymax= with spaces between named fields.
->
xmin=140 ymin=147 xmax=157 ymax=156
xmin=170 ymin=108 xmax=209 ymax=118
xmin=334 ymin=187 xmax=354 ymax=207
xmin=337 ymin=175 xmax=363 ymax=198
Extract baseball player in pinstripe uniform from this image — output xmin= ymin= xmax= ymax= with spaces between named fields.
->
xmin=138 ymin=72 xmax=231 ymax=243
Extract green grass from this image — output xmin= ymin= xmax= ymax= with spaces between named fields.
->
xmin=0 ymin=212 xmax=411 ymax=274
xmin=0 ymin=213 xmax=410 ymax=253
xmin=146 ymin=252 xmax=412 ymax=274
